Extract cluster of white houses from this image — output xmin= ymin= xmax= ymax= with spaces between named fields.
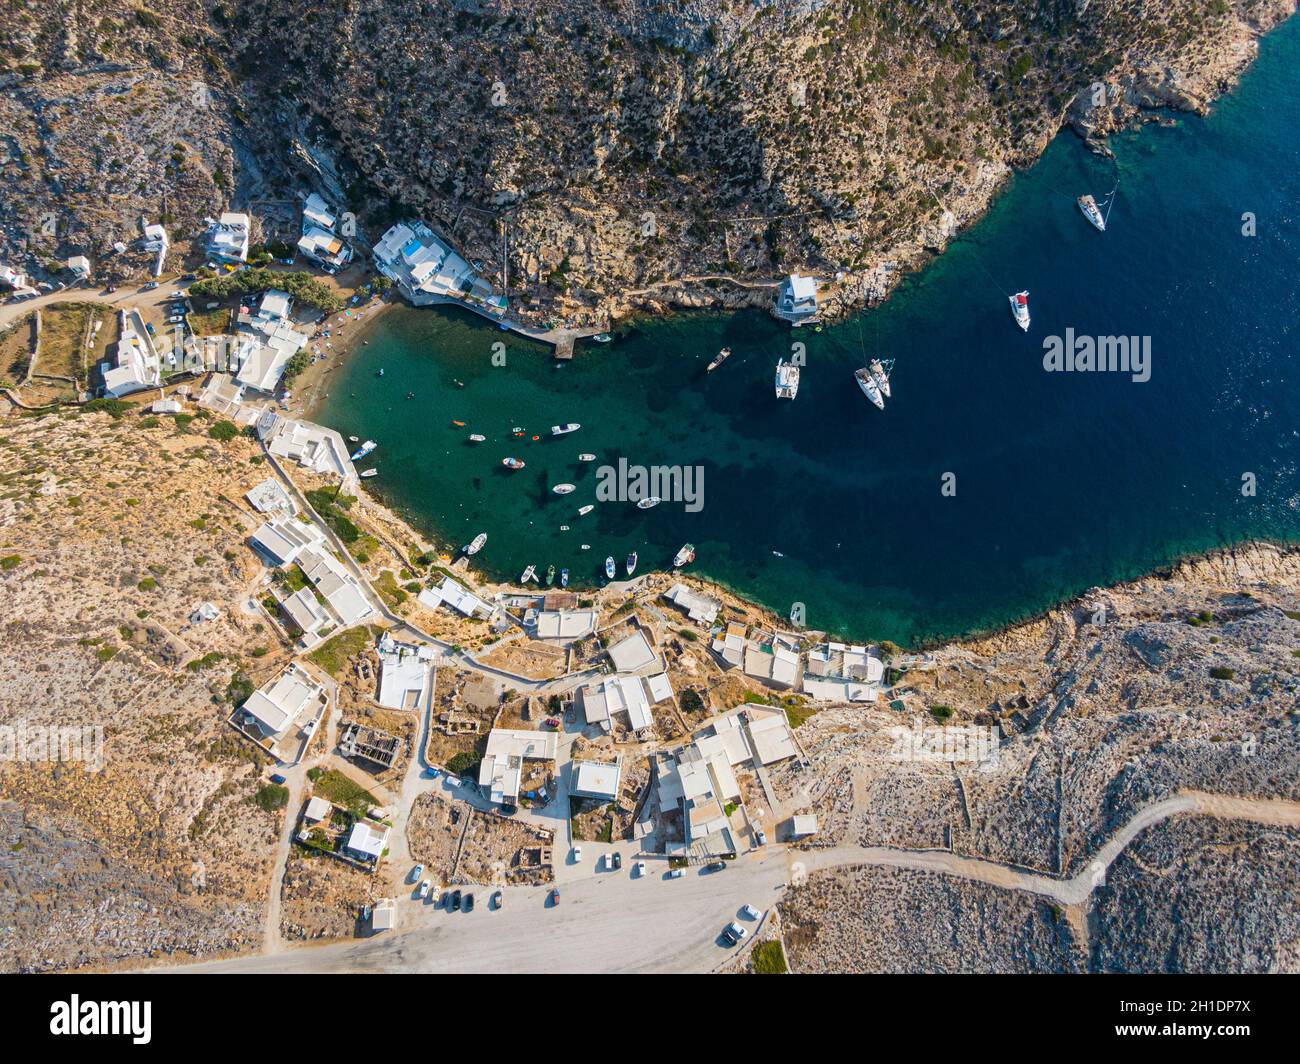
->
xmin=373 ymin=219 xmax=507 ymax=314
xmin=234 ymin=661 xmax=327 ymax=761
xmin=296 ymin=193 xmax=353 ymax=274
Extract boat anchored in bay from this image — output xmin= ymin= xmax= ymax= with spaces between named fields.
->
xmin=1010 ymin=290 xmax=1030 ymax=332
xmin=775 ymin=358 xmax=800 ymax=399
xmin=706 ymin=347 xmax=732 ymax=372
xmin=462 ymin=532 xmax=487 ymax=556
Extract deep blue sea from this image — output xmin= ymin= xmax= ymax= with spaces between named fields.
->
xmin=318 ymin=16 xmax=1300 ymax=645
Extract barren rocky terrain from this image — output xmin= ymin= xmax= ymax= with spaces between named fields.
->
xmin=2 ymin=2 xmax=1295 ymax=322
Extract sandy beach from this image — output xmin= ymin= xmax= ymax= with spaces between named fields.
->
xmin=289 ymin=291 xmax=397 ymax=421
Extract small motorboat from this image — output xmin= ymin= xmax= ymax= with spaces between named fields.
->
xmin=350 ymin=440 xmax=377 ymax=461
xmin=452 ymin=420 xmax=465 ymax=427
xmin=551 ymin=423 xmax=581 ymax=436
xmin=545 ymin=564 xmax=556 ymax=586
xmin=463 ymin=533 xmax=487 ymax=555
xmin=1010 ymin=290 xmax=1030 ymax=332
xmin=636 ymin=496 xmax=661 ymax=510
xmin=520 ymin=564 xmax=537 ymax=583
xmin=552 ymin=483 xmax=576 ymax=495
xmin=581 ymin=544 xmax=591 ymax=550
xmin=348 ymin=435 xmax=359 ymax=443
xmin=468 ymin=434 xmax=486 ymax=443
xmin=360 ymin=469 xmax=378 ymax=479
xmin=626 ymin=551 xmax=638 ymax=576
xmin=405 ymin=391 xmax=415 ymax=400
xmin=592 ymin=333 xmax=612 ymax=343
xmin=706 ymin=347 xmax=732 ymax=372
xmin=578 ymin=453 xmax=596 ymax=462
xmin=673 ymin=543 xmax=695 ymax=568
xmin=502 ymin=457 xmax=525 ymax=470
xmin=577 ymin=504 xmax=594 ymax=516
xmin=559 ymin=524 xmax=570 ymax=531
xmin=560 ymin=568 xmax=570 ymax=587
xmin=604 ymin=556 xmax=616 ymax=580
xmin=377 ymin=368 xmax=385 ymax=377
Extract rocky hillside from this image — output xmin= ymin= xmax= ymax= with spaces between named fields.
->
xmin=1 ymin=1 xmax=1295 ymax=321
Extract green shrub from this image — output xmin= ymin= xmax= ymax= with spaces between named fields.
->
xmin=208 ymin=420 xmax=239 ymax=442
xmin=751 ymin=940 xmax=787 ymax=975
xmin=447 ymin=750 xmax=483 ymax=776
xmin=255 ymin=783 xmax=289 ymax=812
xmin=1209 ymin=667 xmax=1235 ymax=681
xmin=929 ymin=703 xmax=955 ymax=721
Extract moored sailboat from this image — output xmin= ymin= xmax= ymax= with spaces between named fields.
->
xmin=869 ymin=357 xmax=894 ymax=398
xmin=854 ymin=365 xmax=885 ymax=410
xmin=1010 ymin=290 xmax=1030 ymax=331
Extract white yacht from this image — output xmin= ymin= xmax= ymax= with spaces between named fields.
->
xmin=550 ymin=423 xmax=581 ymax=436
xmin=552 ymin=483 xmax=576 ymax=495
xmin=636 ymin=496 xmax=661 ymax=510
xmin=854 ymin=366 xmax=885 ymax=410
xmin=774 ymin=359 xmax=800 ymax=399
xmin=1010 ymin=291 xmax=1030 ymax=331
xmin=463 ymin=533 xmax=487 ymax=555
xmin=1077 ymin=195 xmax=1106 ymax=232
xmin=520 ymin=564 xmax=537 ymax=583
xmin=869 ymin=358 xmax=894 ymax=398
xmin=577 ymin=504 xmax=594 ymax=516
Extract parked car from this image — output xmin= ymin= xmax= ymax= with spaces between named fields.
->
xmin=755 ymin=830 xmax=768 ymax=847
xmin=635 ymin=861 xmax=647 ymax=878
xmin=543 ymin=716 xmax=560 ymax=728
xmin=269 ymin=773 xmax=286 ymax=785
xmin=721 ymin=921 xmax=748 ymax=946
xmin=572 ymin=845 xmax=583 ymax=863
xmin=668 ymin=867 xmax=686 ymax=879
xmin=609 ymin=852 xmax=622 ymax=871
xmin=449 ymin=889 xmax=461 ymax=910
xmin=141 ymin=281 xmax=158 ymax=291
xmin=706 ymin=860 xmax=727 ymax=873
xmin=180 ymin=272 xmax=197 ymax=282
xmin=417 ymin=879 xmax=431 ymax=899
xmin=740 ymin=904 xmax=761 ymax=921
xmin=462 ymin=892 xmax=474 ymax=913
xmin=550 ymin=888 xmax=560 ymax=906
xmin=492 ymin=889 xmax=503 ymax=910
xmin=409 ymin=864 xmax=424 ymax=884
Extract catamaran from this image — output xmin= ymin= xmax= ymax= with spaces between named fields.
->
xmin=706 ymin=347 xmax=732 ymax=372
xmin=350 ymin=440 xmax=377 ymax=461
xmin=626 ymin=551 xmax=638 ymax=576
xmin=502 ymin=456 xmax=525 ymax=470
xmin=1010 ymin=290 xmax=1030 ymax=331
xmin=578 ymin=453 xmax=596 ymax=462
xmin=578 ymin=504 xmax=594 ymax=516
xmin=552 ymin=483 xmax=576 ymax=495
xmin=775 ymin=358 xmax=800 ymax=399
xmin=636 ymin=496 xmax=661 ymax=510
xmin=463 ymin=533 xmax=487 ymax=555
xmin=520 ymin=564 xmax=537 ymax=583
xmin=869 ymin=357 xmax=894 ymax=398
xmin=854 ymin=365 xmax=885 ymax=410
xmin=673 ymin=543 xmax=695 ymax=568
xmin=1077 ymin=194 xmax=1106 ymax=232
xmin=551 ymin=423 xmax=581 ymax=436
xmin=604 ymin=556 xmax=616 ymax=579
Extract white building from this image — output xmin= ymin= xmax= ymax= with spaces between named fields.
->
xmin=0 ymin=263 xmax=32 ymax=294
xmin=789 ymin=814 xmax=818 ymax=838
xmin=280 ymin=585 xmax=332 ymax=636
xmin=233 ymin=289 xmax=310 ymax=393
xmin=302 ymin=193 xmax=337 ymax=233
xmin=249 ymin=515 xmax=327 ymax=567
xmin=712 ymin=621 xmax=747 ymax=669
xmin=298 ymin=227 xmax=352 ymax=273
xmin=303 ymin=795 xmax=332 ymax=823
xmin=571 ymin=759 xmax=622 ymax=802
xmin=478 ymin=728 xmax=558 ymax=806
xmin=606 ymin=629 xmax=658 ymax=673
xmin=345 ymin=818 xmax=390 ymax=863
xmin=535 ymin=608 xmax=598 ymax=640
xmin=101 ymin=310 xmax=162 ymax=398
xmin=296 ymin=546 xmax=375 ymax=626
xmin=141 ymin=220 xmax=169 ymax=276
xmin=66 ymin=255 xmax=92 ymax=279
xmin=205 ymin=212 xmax=250 ymax=263
xmin=417 ymin=576 xmax=493 ymax=618
xmin=258 ymin=412 xmax=355 ymax=480
xmin=774 ymin=273 xmax=819 ymax=326
xmin=376 ymin=632 xmax=435 ymax=710
xmin=373 ymin=220 xmax=506 ymax=313
xmin=577 ymin=674 xmax=657 ymax=734
xmin=801 ymin=641 xmax=884 ymax=702
xmin=245 ymin=477 xmax=294 ymax=515
xmin=663 ymin=583 xmax=721 ymax=625
xmin=742 ymin=635 xmax=800 ymax=688
xmin=240 ymin=663 xmax=326 ymax=745
xmin=371 ymin=898 xmax=396 ymax=930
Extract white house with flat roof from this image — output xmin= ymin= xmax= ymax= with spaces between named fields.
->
xmin=606 ymin=629 xmax=658 ymax=673
xmin=417 ymin=576 xmax=493 ymax=618
xmin=376 ymin=633 xmax=435 ymax=709
xmin=233 ymin=290 xmax=309 ymax=393
xmin=373 ymin=220 xmax=505 ymax=314
xmin=571 ymin=759 xmax=622 ymax=802
xmin=245 ymin=477 xmax=294 ymax=515
xmin=344 ymin=818 xmax=390 ymax=864
xmin=477 ymin=728 xmax=558 ymax=805
xmin=304 ymin=795 xmax=332 ymax=823
xmin=774 ymin=273 xmax=819 ymax=326
xmin=302 ymin=193 xmax=337 ymax=232
xmin=240 ymin=663 xmax=325 ymax=747
xmin=296 ymin=547 xmax=375 ymax=626
xmin=67 ymin=255 xmax=91 ymax=279
xmin=663 ymin=583 xmax=721 ymax=625
xmin=249 ymin=515 xmax=326 ymax=567
xmin=535 ymin=608 xmax=598 ymax=640
xmin=259 ymin=413 xmax=355 ymax=481
xmin=205 ymin=212 xmax=250 ymax=263
xmin=281 ymin=585 xmax=332 ymax=636
xmin=298 ymin=226 xmax=352 ymax=273
xmin=102 ymin=310 xmax=162 ymax=398
xmin=577 ymin=674 xmax=658 ymax=734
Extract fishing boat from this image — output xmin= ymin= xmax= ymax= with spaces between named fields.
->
xmin=1077 ymin=194 xmax=1106 ymax=232
xmin=577 ymin=504 xmax=594 ymax=516
xmin=706 ymin=347 xmax=732 ymax=372
xmin=560 ymin=568 xmax=570 ymax=587
xmin=468 ymin=433 xmax=486 ymax=442
xmin=578 ymin=453 xmax=596 ymax=462
xmin=673 ymin=543 xmax=695 ymax=568
xmin=502 ymin=457 xmax=525 ymax=470
xmin=626 ymin=551 xmax=638 ymax=576
xmin=360 ymin=469 xmax=378 ymax=479
xmin=552 ymin=483 xmax=576 ymax=495
xmin=636 ymin=496 xmax=661 ymax=510
xmin=854 ymin=365 xmax=885 ymax=410
xmin=545 ymin=564 xmax=556 ymax=586
xmin=350 ymin=440 xmax=377 ymax=461
xmin=377 ymin=368 xmax=385 ymax=377
xmin=451 ymin=420 xmax=465 ymax=427
xmin=463 ymin=533 xmax=487 ymax=555
xmin=592 ymin=333 xmax=612 ymax=343
xmin=604 ymin=556 xmax=616 ymax=580
xmin=560 ymin=524 xmax=570 ymax=531
xmin=520 ymin=564 xmax=537 ymax=583
xmin=581 ymin=543 xmax=591 ymax=551
xmin=550 ymin=423 xmax=581 ymax=436
xmin=774 ymin=358 xmax=800 ymax=400
xmin=1009 ymin=290 xmax=1030 ymax=332
xmin=869 ymin=357 xmax=894 ymax=398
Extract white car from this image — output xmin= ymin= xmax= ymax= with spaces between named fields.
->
xmin=740 ymin=904 xmax=761 ymax=921
xmin=668 ymin=867 xmax=686 ymax=879
xmin=635 ymin=861 xmax=647 ymax=877
xmin=723 ymin=921 xmax=748 ymax=945
xmin=417 ymin=879 xmax=431 ymax=899
xmin=409 ymin=864 xmax=424 ymax=884
xmin=572 ymin=846 xmax=583 ymax=863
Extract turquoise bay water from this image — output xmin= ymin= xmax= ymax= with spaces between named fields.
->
xmin=319 ymin=18 xmax=1300 ymax=645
